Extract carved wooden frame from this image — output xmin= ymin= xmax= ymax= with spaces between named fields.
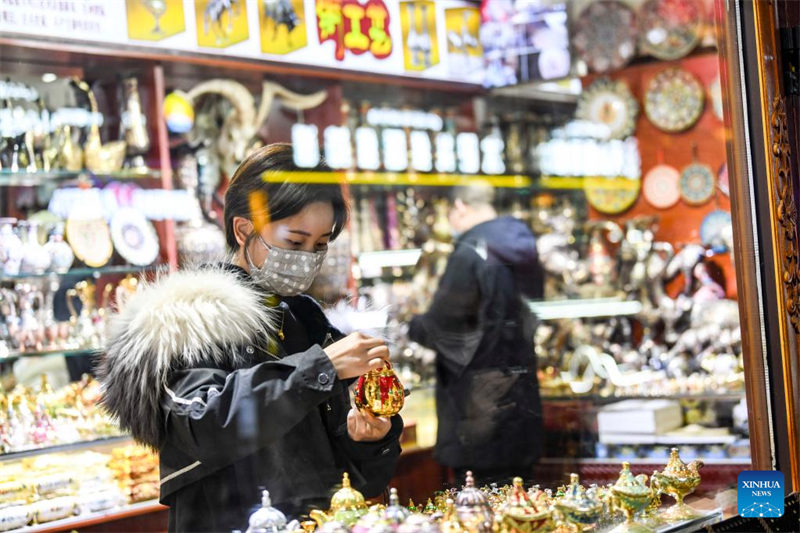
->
xmin=719 ymin=0 xmax=800 ymax=490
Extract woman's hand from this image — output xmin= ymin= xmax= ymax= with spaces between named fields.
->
xmin=323 ymin=332 xmax=389 ymax=380
xmin=347 ymin=408 xmax=391 ymax=442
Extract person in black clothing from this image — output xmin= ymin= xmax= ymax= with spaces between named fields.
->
xmin=408 ymin=181 xmax=543 ymax=487
xmin=99 ymin=144 xmax=402 ymax=532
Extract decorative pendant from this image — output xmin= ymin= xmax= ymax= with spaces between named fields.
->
xmin=354 ymin=362 xmax=405 ymax=416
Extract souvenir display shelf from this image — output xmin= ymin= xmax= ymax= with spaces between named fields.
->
xmin=0 ymin=265 xmax=156 ymax=282
xmin=0 ymin=169 xmax=162 ymax=187
xmin=0 ymin=434 xmax=132 ymax=462
xmin=11 ymin=500 xmax=166 ymax=533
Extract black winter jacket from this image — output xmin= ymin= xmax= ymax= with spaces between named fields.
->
xmin=408 ymin=217 xmax=543 ymax=470
xmin=99 ymin=265 xmax=402 ymax=532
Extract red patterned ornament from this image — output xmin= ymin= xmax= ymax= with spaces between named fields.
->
xmin=354 ymin=363 xmax=404 ymax=417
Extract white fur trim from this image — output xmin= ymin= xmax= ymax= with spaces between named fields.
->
xmin=107 ymin=268 xmax=275 ymax=376
xmin=99 ymin=266 xmax=276 ymax=447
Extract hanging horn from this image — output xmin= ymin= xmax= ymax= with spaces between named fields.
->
xmin=186 ymin=79 xmax=257 ymax=130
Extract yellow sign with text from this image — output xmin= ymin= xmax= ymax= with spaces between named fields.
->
xmin=259 ymin=0 xmax=308 ymax=54
xmin=195 ymin=0 xmax=249 ymax=48
xmin=126 ymin=0 xmax=185 ymax=41
xmin=399 ymin=1 xmax=439 ymax=71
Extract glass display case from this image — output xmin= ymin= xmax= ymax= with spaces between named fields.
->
xmin=0 ymin=0 xmax=797 ymax=531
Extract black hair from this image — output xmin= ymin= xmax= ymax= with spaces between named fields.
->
xmin=223 ymin=143 xmax=349 ymax=252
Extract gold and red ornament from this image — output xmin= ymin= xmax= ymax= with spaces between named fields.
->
xmin=354 ymin=363 xmax=405 ymax=417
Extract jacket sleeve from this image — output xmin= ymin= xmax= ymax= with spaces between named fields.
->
xmin=162 ymin=345 xmax=339 ymax=467
xmin=408 ymin=246 xmax=483 ymax=375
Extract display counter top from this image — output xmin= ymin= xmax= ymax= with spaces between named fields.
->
xmin=15 ymin=500 xmax=166 ymax=533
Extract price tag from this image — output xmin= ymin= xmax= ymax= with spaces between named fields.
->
xmin=382 ymin=128 xmax=408 ymax=171
xmin=410 ymin=130 xmax=433 ymax=172
xmin=480 ymin=131 xmax=505 ymax=175
xmin=355 ymin=127 xmax=381 ymax=170
xmin=457 ymin=132 xmax=480 ymax=174
xmin=324 ymin=125 xmax=354 ymax=170
xmin=291 ymin=123 xmax=320 ymax=168
xmin=435 ymin=132 xmax=457 ymax=173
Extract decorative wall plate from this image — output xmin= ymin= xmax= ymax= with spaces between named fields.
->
xmin=585 ymin=181 xmax=640 ymax=214
xmin=110 ymin=208 xmax=160 ymax=266
xmin=642 ymin=164 xmax=680 ymax=209
xmin=680 ymin=162 xmax=715 ymax=205
xmin=638 ymin=0 xmax=703 ymax=60
xmin=645 ymin=68 xmax=705 ymax=132
xmin=700 ymin=210 xmax=732 ymax=247
xmin=576 ymin=78 xmax=639 ymax=139
xmin=65 ymin=216 xmax=113 ymax=268
xmin=572 ymin=1 xmax=637 ymax=74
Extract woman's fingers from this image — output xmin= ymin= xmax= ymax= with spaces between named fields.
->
xmin=366 ymin=344 xmax=390 ymax=360
xmin=366 ymin=357 xmax=387 ymax=372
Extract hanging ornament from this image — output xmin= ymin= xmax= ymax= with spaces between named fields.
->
xmin=354 ymin=363 xmax=405 ymax=417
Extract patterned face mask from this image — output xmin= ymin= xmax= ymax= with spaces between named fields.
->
xmin=247 ymin=235 xmax=326 ymax=296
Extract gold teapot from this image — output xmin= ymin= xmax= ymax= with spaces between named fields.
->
xmin=553 ymin=474 xmax=602 ymax=532
xmin=651 ymin=448 xmax=704 ymax=522
xmin=496 ymin=477 xmax=552 ymax=533
xmin=309 ymin=473 xmax=368 ymax=528
xmin=608 ymin=463 xmax=654 ymax=533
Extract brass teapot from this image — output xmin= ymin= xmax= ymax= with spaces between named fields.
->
xmin=608 ymin=462 xmax=654 ymax=533
xmin=309 ymin=473 xmax=368 ymax=528
xmin=651 ymin=448 xmax=704 ymax=522
xmin=71 ymin=78 xmax=126 ymax=174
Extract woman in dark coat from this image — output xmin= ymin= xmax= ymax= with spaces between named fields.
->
xmin=100 ymin=144 xmax=402 ymax=532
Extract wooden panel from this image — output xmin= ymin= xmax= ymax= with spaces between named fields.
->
xmin=714 ymin=0 xmax=775 ymax=475
xmin=391 ymin=447 xmax=449 ymax=506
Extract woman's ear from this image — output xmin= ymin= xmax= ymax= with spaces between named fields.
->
xmin=232 ymin=216 xmax=254 ymax=248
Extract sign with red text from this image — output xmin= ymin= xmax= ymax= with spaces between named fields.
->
xmin=315 ymin=0 xmax=392 ymax=61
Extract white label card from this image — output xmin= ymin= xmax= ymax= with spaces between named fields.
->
xmin=291 ymin=124 xmax=320 ymax=168
xmin=456 ymin=132 xmax=480 ymax=174
xmin=382 ymin=128 xmax=409 ymax=171
xmin=355 ymin=127 xmax=381 ymax=170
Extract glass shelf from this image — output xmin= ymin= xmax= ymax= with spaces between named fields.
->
xmin=0 ymin=169 xmax=161 ymax=186
xmin=358 ymin=248 xmax=422 ymax=276
xmin=540 ymin=457 xmax=749 ymax=466
xmin=0 ymin=264 xmax=160 ymax=282
xmin=0 ymin=434 xmax=131 ymax=462
xmin=0 ymin=347 xmax=102 ymax=362
xmin=528 ymin=297 xmax=643 ymax=320
xmin=540 ymin=392 xmax=746 ymax=403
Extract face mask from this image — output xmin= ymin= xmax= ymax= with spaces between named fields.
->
xmin=247 ymin=235 xmax=326 ymax=296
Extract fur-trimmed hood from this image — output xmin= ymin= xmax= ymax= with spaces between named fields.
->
xmin=98 ymin=265 xmax=276 ymax=447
